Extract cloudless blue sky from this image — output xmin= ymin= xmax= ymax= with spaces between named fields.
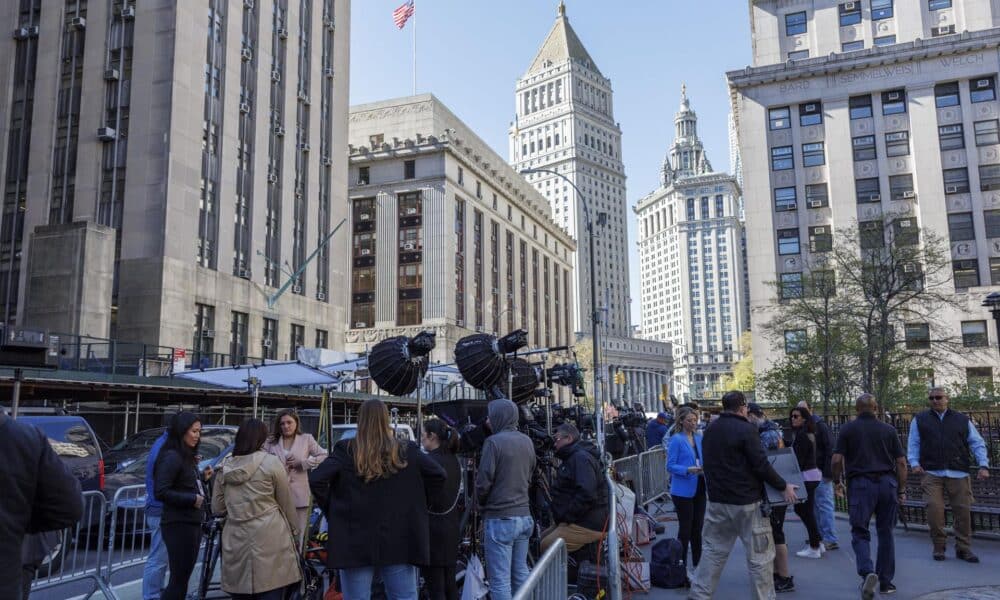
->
xmin=350 ymin=1 xmax=752 ymax=325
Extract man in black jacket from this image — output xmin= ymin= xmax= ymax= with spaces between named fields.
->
xmin=1 ymin=411 xmax=83 ymax=600
xmin=541 ymin=423 xmax=608 ymax=553
xmin=689 ymin=391 xmax=797 ymax=600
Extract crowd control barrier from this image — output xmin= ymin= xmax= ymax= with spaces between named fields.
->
xmin=512 ymin=538 xmax=567 ymax=600
xmin=104 ymin=484 xmax=155 ymax=588
xmin=612 ymin=446 xmax=669 ymax=507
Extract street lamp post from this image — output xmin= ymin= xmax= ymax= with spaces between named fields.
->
xmin=983 ymin=292 xmax=1000 ymax=355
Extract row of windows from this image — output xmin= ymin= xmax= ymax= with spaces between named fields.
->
xmin=785 ymin=1 xmax=950 ymax=38
xmin=191 ymin=303 xmax=327 ymax=366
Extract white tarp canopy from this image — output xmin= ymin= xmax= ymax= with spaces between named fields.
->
xmin=318 ymin=357 xmax=369 ymax=375
xmin=174 ymin=361 xmax=339 ymax=389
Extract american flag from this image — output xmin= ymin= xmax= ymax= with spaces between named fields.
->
xmin=393 ymin=0 xmax=414 ymax=29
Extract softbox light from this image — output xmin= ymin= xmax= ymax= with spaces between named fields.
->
xmin=368 ymin=331 xmax=436 ymax=396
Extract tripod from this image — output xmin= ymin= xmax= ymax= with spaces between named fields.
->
xmin=194 ymin=516 xmax=224 ymax=600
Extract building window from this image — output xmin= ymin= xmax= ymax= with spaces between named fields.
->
xmin=934 ymin=82 xmax=960 ymax=107
xmin=904 ymin=323 xmax=931 ymax=349
xmin=842 ymin=40 xmax=864 ymax=52
xmin=777 ymin=229 xmax=800 ymax=255
xmin=788 ymin=50 xmax=809 ymax=60
xmin=262 ymin=318 xmax=278 ymax=360
xmin=874 ymin=35 xmax=896 ymax=47
xmin=967 ymin=367 xmax=994 ymax=387
xmin=774 ymin=187 xmax=797 ymax=212
xmin=871 ymin=0 xmax=893 ymax=19
xmin=799 ymin=101 xmax=822 ymax=126
xmin=953 ymin=259 xmax=980 ymax=290
xmin=932 ymin=24 xmax=956 ymax=36
xmin=860 ymin=220 xmax=885 ymax=249
xmin=315 ymin=329 xmax=328 ymax=348
xmin=971 ymin=76 xmax=997 ymax=103
xmin=939 ymin=124 xmax=965 ymax=150
xmin=929 ymin=0 xmax=952 ymax=9
xmin=473 ymin=209 xmax=483 ymax=328
xmin=802 ymin=142 xmax=825 ymax=166
xmin=805 ymin=183 xmax=828 ymax=208
xmin=986 ymin=210 xmax=1000 ymax=238
xmin=769 ymin=107 xmax=791 ymax=130
xmin=839 ymin=2 xmax=862 ymax=25
xmin=193 ymin=304 xmax=215 ymax=367
xmin=230 ymin=311 xmax=248 ymax=364
xmin=403 ymin=159 xmax=415 ymax=180
xmin=889 ymin=174 xmax=914 ymax=200
xmin=771 ymin=146 xmax=793 ymax=170
xmin=991 ymin=257 xmax=1000 ymax=284
xmin=785 ymin=11 xmax=806 ymax=36
xmin=850 ymin=95 xmax=873 ymax=119
xmin=893 ymin=217 xmax=919 ymax=246
xmin=475 ymin=180 xmax=482 ymax=199
xmin=780 ymin=273 xmax=803 ymax=299
xmin=855 ymin=177 xmax=881 ymax=203
xmin=962 ymin=321 xmax=989 ymax=347
xmin=784 ymin=330 xmax=807 ymax=353
xmin=948 ymin=212 xmax=975 ymax=241
xmin=975 ymin=120 xmax=1000 ymax=146
xmin=809 ymin=226 xmax=832 ymax=252
xmin=885 ymin=131 xmax=910 ymax=157
xmin=290 ymin=324 xmax=304 ymax=354
xmin=455 ymin=197 xmax=465 ymax=325
xmin=457 ymin=167 xmax=464 ymax=185
xmin=980 ymin=164 xmax=1000 ymax=191
xmin=358 ymin=166 xmax=370 ymax=185
xmin=944 ymin=168 xmax=970 ymax=194
xmin=853 ymin=135 xmax=876 ymax=161
xmin=882 ymin=89 xmax=906 ymax=114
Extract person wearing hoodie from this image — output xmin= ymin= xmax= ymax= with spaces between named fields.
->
xmin=541 ymin=423 xmax=608 ymax=553
xmin=476 ymin=398 xmax=536 ymax=600
xmin=211 ymin=418 xmax=301 ymax=600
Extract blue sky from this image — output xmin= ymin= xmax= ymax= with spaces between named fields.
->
xmin=349 ymin=1 xmax=752 ymax=325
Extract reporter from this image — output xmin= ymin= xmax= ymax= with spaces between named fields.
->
xmin=420 ymin=419 xmax=462 ymax=600
xmin=666 ymin=407 xmax=705 ymax=573
xmin=264 ymin=408 xmax=327 ymax=541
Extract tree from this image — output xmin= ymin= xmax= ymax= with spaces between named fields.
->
xmin=716 ymin=331 xmax=755 ymax=393
xmin=571 ymin=337 xmax=596 ymax=410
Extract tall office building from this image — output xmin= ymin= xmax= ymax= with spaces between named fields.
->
xmin=0 ymin=0 xmax=350 ymax=364
xmin=509 ymin=1 xmax=630 ymax=338
xmin=729 ymin=1 xmax=1000 ymax=385
xmin=635 ymin=88 xmax=747 ymax=399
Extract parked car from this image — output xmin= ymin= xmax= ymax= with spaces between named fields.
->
xmin=103 ymin=427 xmax=169 ymax=473
xmin=103 ymin=425 xmax=237 ymax=535
xmin=327 ymin=423 xmax=416 ymax=446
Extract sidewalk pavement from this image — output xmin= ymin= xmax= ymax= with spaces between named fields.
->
xmin=643 ymin=509 xmax=1000 ymax=600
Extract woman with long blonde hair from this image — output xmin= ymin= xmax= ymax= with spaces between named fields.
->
xmin=308 ymin=399 xmax=445 ymax=600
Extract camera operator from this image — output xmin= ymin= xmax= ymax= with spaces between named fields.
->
xmin=540 ymin=423 xmax=608 ymax=554
xmin=645 ymin=411 xmax=672 ymax=450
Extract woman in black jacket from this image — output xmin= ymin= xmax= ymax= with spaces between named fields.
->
xmin=153 ymin=412 xmax=206 ymax=600
xmin=420 ymin=419 xmax=462 ymax=600
xmin=308 ymin=399 xmax=445 ymax=599
xmin=787 ymin=406 xmax=824 ymax=559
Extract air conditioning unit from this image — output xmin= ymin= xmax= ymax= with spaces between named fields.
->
xmin=201 ymin=329 xmax=215 ymax=338
xmin=946 ymin=185 xmax=959 ymax=193
xmin=239 ymin=102 xmax=251 ymax=113
xmin=809 ymin=199 xmax=824 ymax=208
xmin=271 ymin=70 xmax=281 ymax=82
xmin=299 ymin=143 xmax=310 ymax=152
xmin=292 ymin=284 xmax=302 ymax=294
xmin=886 ymin=91 xmax=901 ymax=101
xmin=868 ymin=194 xmax=881 ymax=202
xmin=932 ymin=26 xmax=955 ymax=36
xmin=104 ymin=68 xmax=120 ymax=80
xmin=243 ymin=0 xmax=254 ymax=8
xmin=844 ymin=1 xmax=857 ymax=10
xmin=323 ymin=67 xmax=334 ymax=78
xmin=902 ymin=191 xmax=916 ymax=199
xmin=406 ymin=207 xmax=417 ymax=215
xmin=360 ymin=213 xmax=370 ymax=220
xmin=13 ymin=25 xmax=38 ymax=40
xmin=354 ymin=322 xmax=367 ymax=328
xmin=903 ymin=264 xmax=916 ymax=273
xmin=325 ymin=18 xmax=335 ymax=30
xmin=321 ymin=156 xmax=332 ymax=166
xmin=267 ymin=173 xmax=278 ymax=184
xmin=316 ymin=292 xmax=326 ymax=301
xmin=241 ymin=47 xmax=253 ymax=61
xmin=273 ymin=125 xmax=285 ymax=136
xmin=403 ymin=242 xmax=415 ymax=251
xmin=262 ymin=339 xmax=272 ymax=348
xmin=977 ymin=79 xmax=992 ymax=89
xmin=813 ymin=227 xmax=826 ymax=234
xmin=120 ymin=6 xmax=135 ymax=20
xmin=899 ymin=219 xmax=913 ymax=228
xmin=277 ymin=27 xmax=288 ymax=39
xmin=295 ymin=188 xmax=303 ymax=199
xmin=69 ymin=16 xmax=86 ymax=30
xmin=97 ymin=127 xmax=117 ymax=141
xmin=238 ymin=268 xmax=251 ymax=279
xmin=360 ymin=248 xmax=371 ymax=255
xmin=456 ymin=319 xmax=465 ymax=327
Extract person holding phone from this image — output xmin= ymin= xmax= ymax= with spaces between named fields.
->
xmin=264 ymin=408 xmax=328 ymax=542
xmin=666 ymin=406 xmax=705 ymax=580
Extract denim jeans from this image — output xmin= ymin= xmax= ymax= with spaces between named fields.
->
xmin=339 ymin=564 xmax=418 ymax=600
xmin=484 ymin=516 xmax=534 ymax=600
xmin=848 ymin=475 xmax=898 ymax=585
xmin=814 ymin=479 xmax=839 ymax=543
xmin=142 ymin=514 xmax=168 ymax=600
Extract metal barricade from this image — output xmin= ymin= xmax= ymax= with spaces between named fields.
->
xmin=638 ymin=446 xmax=669 ymax=505
xmin=611 ymin=453 xmax=641 ymax=498
xmin=513 ymin=538 xmax=568 ymax=600
xmin=30 ymin=490 xmax=115 ymax=598
xmin=104 ymin=484 xmax=155 ymax=591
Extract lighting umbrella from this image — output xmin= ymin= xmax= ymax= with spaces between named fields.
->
xmin=368 ymin=331 xmax=436 ymax=396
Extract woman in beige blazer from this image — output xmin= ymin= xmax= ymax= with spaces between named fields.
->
xmin=211 ymin=418 xmax=301 ymax=599
xmin=263 ymin=409 xmax=328 ymax=541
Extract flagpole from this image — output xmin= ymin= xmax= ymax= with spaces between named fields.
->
xmin=411 ymin=0 xmax=416 ymax=95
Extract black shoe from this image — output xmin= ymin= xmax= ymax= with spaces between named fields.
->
xmin=933 ymin=550 xmax=946 ymax=561
xmin=775 ymin=575 xmax=795 ymax=593
xmin=879 ymin=582 xmax=897 ymax=595
xmin=861 ymin=573 xmax=878 ymax=600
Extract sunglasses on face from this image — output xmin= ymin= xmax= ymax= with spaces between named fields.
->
xmin=929 ymin=395 xmax=945 ymax=400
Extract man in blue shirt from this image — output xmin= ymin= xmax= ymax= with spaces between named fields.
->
xmin=907 ymin=387 xmax=990 ymax=563
xmin=645 ymin=412 xmax=671 ymax=449
xmin=142 ymin=432 xmax=168 ymax=600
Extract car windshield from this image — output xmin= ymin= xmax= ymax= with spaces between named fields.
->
xmin=110 ymin=429 xmax=164 ymax=452
xmin=198 ymin=429 xmax=234 ymax=461
xmin=25 ymin=419 xmax=98 ymax=458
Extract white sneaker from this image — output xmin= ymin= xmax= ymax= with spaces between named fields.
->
xmin=796 ymin=546 xmax=823 ymax=559
xmin=819 ymin=542 xmax=828 ymax=554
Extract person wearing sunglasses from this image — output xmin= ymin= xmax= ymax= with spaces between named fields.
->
xmin=786 ymin=407 xmax=823 ymax=559
xmin=907 ymin=387 xmax=990 ymax=563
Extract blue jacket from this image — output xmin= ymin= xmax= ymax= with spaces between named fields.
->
xmin=145 ymin=432 xmax=167 ymax=516
xmin=646 ymin=418 xmax=670 ymax=449
xmin=666 ymin=431 xmax=704 ymax=498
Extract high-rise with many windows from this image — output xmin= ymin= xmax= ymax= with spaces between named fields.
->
xmin=635 ymin=88 xmax=747 ymax=399
xmin=729 ymin=0 xmax=1000 ymax=386
xmin=0 ymin=0 xmax=350 ymax=363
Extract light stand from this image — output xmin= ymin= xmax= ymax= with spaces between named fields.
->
xmin=983 ymin=292 xmax=1000 ymax=356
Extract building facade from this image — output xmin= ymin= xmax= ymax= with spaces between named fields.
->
xmin=729 ymin=0 xmax=1000 ymax=386
xmin=635 ymin=88 xmax=747 ymax=399
xmin=345 ymin=95 xmax=576 ymax=369
xmin=0 ymin=0 xmax=350 ymax=364
xmin=509 ymin=2 xmax=631 ymax=338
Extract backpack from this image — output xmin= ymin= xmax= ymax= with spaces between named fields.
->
xmin=650 ymin=538 xmax=687 ymax=589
